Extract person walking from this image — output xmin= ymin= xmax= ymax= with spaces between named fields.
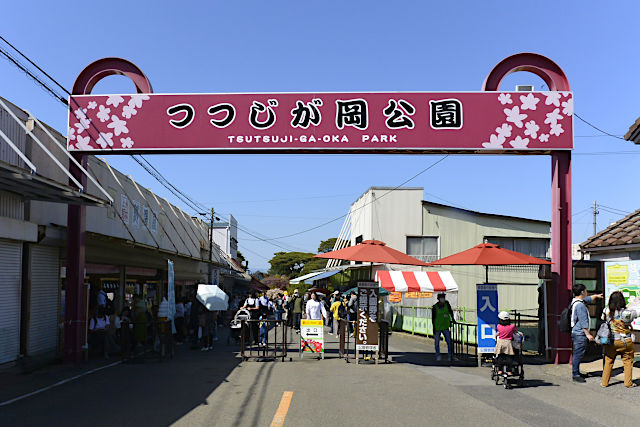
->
xmin=243 ymin=293 xmax=260 ymax=344
xmin=290 ymin=290 xmax=303 ymax=332
xmin=305 ymin=292 xmax=327 ymax=321
xmin=329 ymin=291 xmax=343 ymax=335
xmin=570 ymin=283 xmax=602 ymax=382
xmin=174 ymin=298 xmax=185 ymax=344
xmin=274 ymin=293 xmax=285 ymax=322
xmin=347 ymin=292 xmax=358 ymax=337
xmin=432 ymin=292 xmax=455 ymax=362
xmin=601 ymin=291 xmax=635 ymax=388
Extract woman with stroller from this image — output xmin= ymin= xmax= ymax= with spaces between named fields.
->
xmin=495 ymin=311 xmax=518 ymax=375
xmin=601 ymin=291 xmax=635 ymax=388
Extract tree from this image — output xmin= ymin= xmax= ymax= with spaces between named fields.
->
xmin=262 ymin=275 xmax=289 ymax=289
xmin=300 ymin=257 xmax=328 ymax=275
xmin=318 ymin=237 xmax=338 ymax=253
xmin=268 ymin=251 xmax=316 ymax=277
xmin=236 ymin=251 xmax=247 ymax=268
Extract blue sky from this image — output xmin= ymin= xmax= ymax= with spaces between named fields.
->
xmin=2 ymin=1 xmax=639 ymax=271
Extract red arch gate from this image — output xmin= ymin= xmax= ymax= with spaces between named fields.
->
xmin=64 ymin=53 xmax=574 ymax=364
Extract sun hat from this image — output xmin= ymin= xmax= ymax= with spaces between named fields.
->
xmin=498 ymin=311 xmax=510 ymax=320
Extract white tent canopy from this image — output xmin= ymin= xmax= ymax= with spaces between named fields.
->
xmin=196 ymin=284 xmax=229 ymax=311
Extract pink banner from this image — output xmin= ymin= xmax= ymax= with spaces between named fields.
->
xmin=67 ymin=92 xmax=573 ymax=153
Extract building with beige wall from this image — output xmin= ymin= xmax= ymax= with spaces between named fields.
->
xmin=342 ymin=187 xmax=550 ymax=319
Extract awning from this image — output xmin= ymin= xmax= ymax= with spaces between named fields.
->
xmin=309 ymin=270 xmax=341 ymax=281
xmin=375 ymin=270 xmax=458 ymax=293
xmin=289 ymin=271 xmax=324 ymax=285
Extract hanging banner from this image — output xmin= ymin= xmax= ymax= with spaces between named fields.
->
xmin=67 ymin=92 xmax=573 ymax=153
xmin=356 ymin=282 xmax=379 ymax=351
xmin=168 ymin=260 xmax=176 ymax=334
xmin=477 ymin=284 xmax=498 ymax=354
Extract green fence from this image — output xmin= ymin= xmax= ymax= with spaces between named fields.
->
xmin=391 ymin=305 xmax=477 ymax=345
xmin=390 ymin=305 xmax=542 ymax=351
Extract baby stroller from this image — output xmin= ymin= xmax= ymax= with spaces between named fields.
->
xmin=227 ymin=308 xmax=251 ymax=345
xmin=491 ymin=331 xmax=525 ymax=389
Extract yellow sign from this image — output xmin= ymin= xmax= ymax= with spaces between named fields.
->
xmin=389 ymin=292 xmax=402 ymax=303
xmin=300 ymin=319 xmax=323 ymax=327
xmin=607 ymin=264 xmax=629 ymax=285
xmin=405 ymin=292 xmax=433 ymax=299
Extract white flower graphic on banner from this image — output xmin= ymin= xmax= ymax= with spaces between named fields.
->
xmin=504 ymin=106 xmax=527 ymax=128
xmin=544 ymin=108 xmax=563 ymax=126
xmin=120 ymin=137 xmax=134 ymax=149
xmin=539 ymin=134 xmax=549 ymax=142
xmin=67 ymin=127 xmax=76 ymax=141
xmin=128 ymin=94 xmax=150 ymax=109
xmin=122 ymin=104 xmax=137 ymax=119
xmin=75 ymin=135 xmax=93 ymax=150
xmin=87 ymin=101 xmax=97 ymax=110
xmin=107 ymin=115 xmax=128 ymax=136
xmin=106 ymin=95 xmax=125 ymax=108
xmin=97 ymin=105 xmax=111 ymax=123
xmin=73 ymin=108 xmax=87 ymax=120
xmin=561 ymin=98 xmax=574 ymax=116
xmin=496 ymin=123 xmax=512 ymax=139
xmin=498 ymin=93 xmax=512 ymax=105
xmin=96 ymin=132 xmax=114 ymax=149
xmin=520 ymin=93 xmax=539 ymax=111
xmin=549 ymin=122 xmax=564 ymax=136
xmin=524 ymin=120 xmax=540 ymax=139
xmin=509 ymin=136 xmax=529 ymax=149
xmin=543 ymin=92 xmax=562 ymax=107
xmin=482 ymin=134 xmax=505 ymax=149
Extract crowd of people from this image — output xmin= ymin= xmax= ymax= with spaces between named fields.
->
xmin=87 ymin=287 xmax=226 ymax=358
xmin=230 ymin=288 xmax=364 ymax=347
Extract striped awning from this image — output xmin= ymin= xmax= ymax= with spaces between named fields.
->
xmin=375 ymin=270 xmax=458 ymax=293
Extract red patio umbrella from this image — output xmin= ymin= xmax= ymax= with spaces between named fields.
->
xmin=427 ymin=242 xmax=551 ymax=283
xmin=314 ymin=240 xmax=429 ymax=266
xmin=314 ymin=240 xmax=429 ymax=279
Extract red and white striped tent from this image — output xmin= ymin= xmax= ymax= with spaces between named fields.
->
xmin=375 ymin=270 xmax=458 ymax=293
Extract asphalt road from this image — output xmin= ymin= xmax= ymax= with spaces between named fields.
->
xmin=2 ymin=327 xmax=640 ymax=427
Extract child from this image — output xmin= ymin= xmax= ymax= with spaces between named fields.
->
xmin=495 ymin=311 xmax=518 ymax=375
xmin=258 ymin=314 xmax=268 ymax=347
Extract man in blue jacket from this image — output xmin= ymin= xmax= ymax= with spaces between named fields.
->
xmin=570 ymin=283 xmax=602 ymax=382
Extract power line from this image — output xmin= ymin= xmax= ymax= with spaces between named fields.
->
xmin=245 ymin=154 xmax=450 ymax=241
xmin=574 ymin=113 xmax=625 ymax=140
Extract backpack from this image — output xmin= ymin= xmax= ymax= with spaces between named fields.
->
xmin=559 ymin=300 xmax=582 ymax=333
xmin=338 ymin=303 xmax=348 ymax=320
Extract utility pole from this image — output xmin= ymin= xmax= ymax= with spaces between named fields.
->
xmin=592 ymin=200 xmax=599 ymax=235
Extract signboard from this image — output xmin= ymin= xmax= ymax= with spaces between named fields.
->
xmin=605 ymin=261 xmax=640 ymax=305
xmin=405 ymin=291 xmax=433 ymax=299
xmin=389 ymin=292 xmax=402 ymax=303
xmin=477 ymin=284 xmax=498 ymax=354
xmin=168 ymin=260 xmax=176 ymax=334
xmin=356 ymin=282 xmax=379 ymax=351
xmin=67 ymin=92 xmax=573 ymax=153
xmin=300 ymin=319 xmax=324 ymax=356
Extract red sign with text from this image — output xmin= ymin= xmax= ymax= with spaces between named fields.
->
xmin=67 ymin=92 xmax=573 ymax=153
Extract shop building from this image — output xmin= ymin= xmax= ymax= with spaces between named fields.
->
xmin=0 ymin=97 xmax=244 ymax=366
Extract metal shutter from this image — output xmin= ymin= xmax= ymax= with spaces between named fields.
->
xmin=27 ymin=245 xmax=59 ymax=357
xmin=0 ymin=239 xmax=22 ymax=364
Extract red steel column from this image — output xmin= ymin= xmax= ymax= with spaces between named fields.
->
xmin=63 ymin=156 xmax=87 ymax=363
xmin=483 ymin=53 xmax=573 ymax=363
xmin=551 ymin=151 xmax=572 ymax=363
xmin=64 ymin=58 xmax=152 ymax=362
